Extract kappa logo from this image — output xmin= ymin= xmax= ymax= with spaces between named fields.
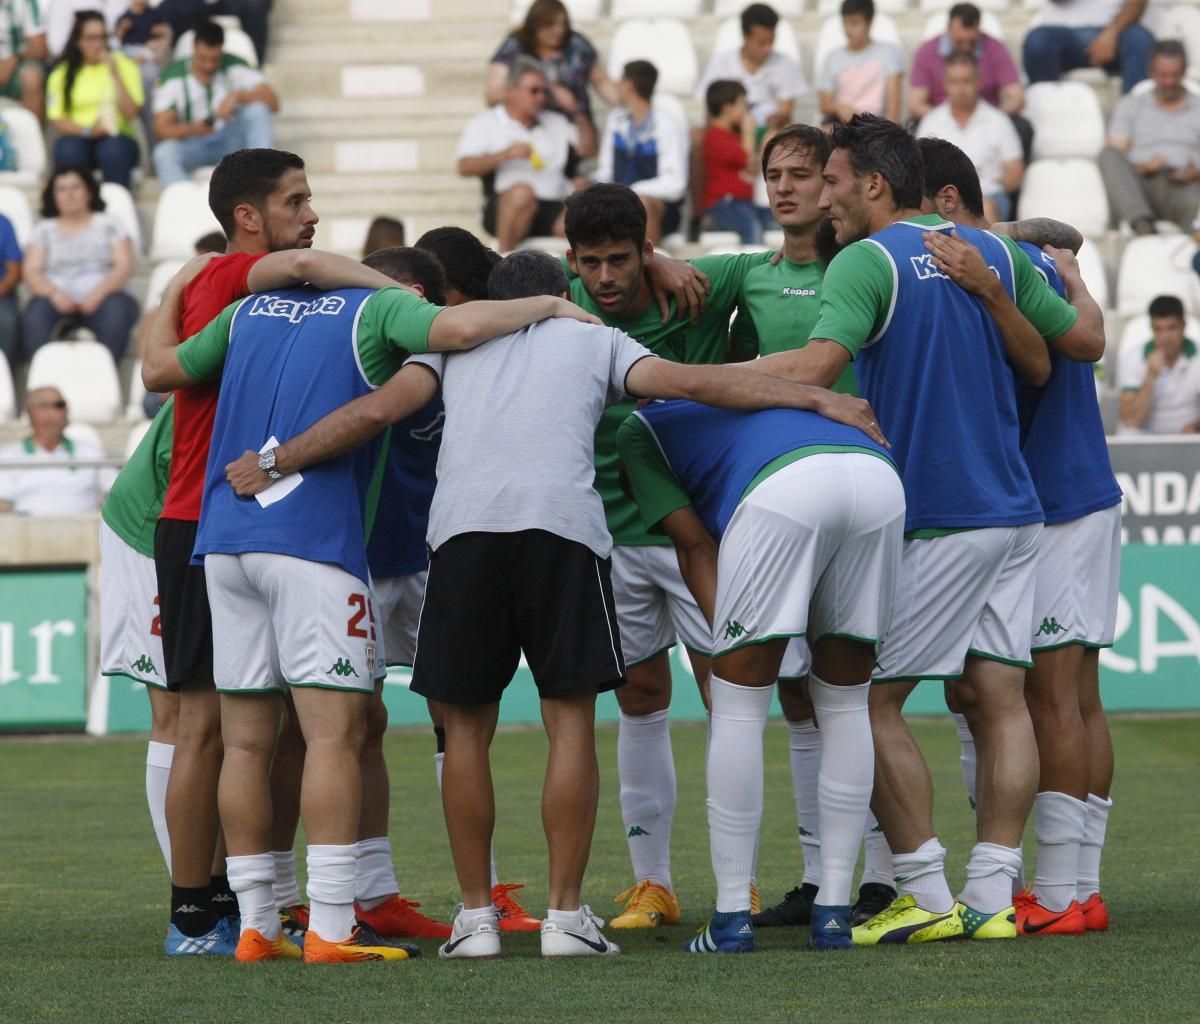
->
xmin=782 ymin=287 xmax=816 ymax=297
xmin=723 ymin=619 xmax=749 ymax=640
xmin=798 ymin=825 xmax=815 ymax=838
xmin=132 ymin=654 xmax=158 ymax=676
xmin=910 ymin=253 xmax=1001 ymax=282
xmin=408 ymin=410 xmax=445 ymax=443
xmin=328 ymin=657 xmax=359 ymax=677
xmin=627 ymin=825 xmax=650 ymax=838
xmin=247 ymin=293 xmax=347 ymax=324
xmin=1036 ymin=616 xmax=1068 ymax=637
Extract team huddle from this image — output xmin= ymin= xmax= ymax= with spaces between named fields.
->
xmin=98 ymin=115 xmax=1120 ymax=964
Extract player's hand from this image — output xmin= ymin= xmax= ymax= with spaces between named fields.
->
xmin=550 ymin=83 xmax=578 ymax=114
xmin=225 ymin=450 xmax=272 ymax=497
xmin=1086 ymin=27 xmax=1118 ymax=67
xmin=645 ymin=253 xmax=711 ymax=324
xmin=549 ymin=296 xmax=603 ymax=326
xmin=171 ymin=252 xmax=219 ymax=292
xmin=1042 ymin=243 xmax=1080 ymax=280
xmin=923 ymin=230 xmax=998 ymax=298
xmin=816 ymin=391 xmax=889 ymax=448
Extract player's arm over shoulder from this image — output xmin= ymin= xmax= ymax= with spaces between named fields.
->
xmin=1000 ymin=234 xmax=1103 ymax=361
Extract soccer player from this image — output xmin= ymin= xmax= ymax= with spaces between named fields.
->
xmin=918 ymin=137 xmax=1118 ymax=936
xmin=618 ymin=397 xmax=902 ymax=952
xmin=99 ymin=399 xmax=176 ymax=871
xmin=144 ymin=246 xmax=597 ymax=964
xmin=221 ymin=250 xmax=883 ymax=960
xmin=752 ymin=114 xmax=1098 ymax=944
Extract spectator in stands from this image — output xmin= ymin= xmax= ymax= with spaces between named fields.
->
xmin=486 ymin=0 xmax=617 ymax=143
xmin=457 ymin=57 xmax=588 ymax=252
xmin=594 ymin=60 xmax=688 ymax=246
xmin=47 ymin=11 xmax=144 ymax=189
xmin=362 ymin=215 xmax=405 ymax=258
xmin=1099 ymin=40 xmax=1200 ymax=235
xmin=1023 ymin=0 xmax=1153 ymax=95
xmin=701 ymin=79 xmax=761 ymax=245
xmin=113 ymin=0 xmax=172 ymax=145
xmin=697 ymin=3 xmax=808 ymax=133
xmin=0 ymin=210 xmax=20 ymax=371
xmin=0 ymin=387 xmax=113 ymax=514
xmin=909 ymin=4 xmax=1023 ymax=122
xmin=0 ymin=0 xmax=48 ymax=120
xmin=415 ymin=225 xmax=501 ymax=304
xmin=916 ymin=52 xmax=1024 ymax=221
xmin=152 ymin=20 xmax=278 ymax=186
xmin=818 ymin=0 xmax=903 ymax=125
xmin=155 ymin=0 xmax=271 ymax=64
xmin=21 ymin=165 xmax=139 ymax=363
xmin=1119 ymin=294 xmax=1200 ymax=433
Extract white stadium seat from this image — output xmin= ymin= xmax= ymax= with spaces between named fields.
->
xmin=1148 ymin=5 xmax=1200 ymax=81
xmin=174 ymin=25 xmax=259 ymax=66
xmin=144 ymin=259 xmax=187 ymax=311
xmin=919 ymin=10 xmax=1004 ymax=40
xmin=1076 ymin=239 xmax=1110 ymax=311
xmin=814 ymin=14 xmax=901 ymax=85
xmin=1017 ymin=158 xmax=1110 ymax=239
xmin=516 ymin=235 xmax=566 ymax=257
xmin=510 ymin=0 xmax=604 ymax=22
xmin=151 ymin=182 xmax=222 ymax=261
xmin=0 ymin=350 xmax=14 ymax=420
xmin=26 ymin=341 xmax=122 ymax=423
xmin=1116 ymin=234 xmax=1200 ymax=316
xmin=611 ymin=0 xmax=702 ymax=18
xmin=713 ymin=16 xmax=800 ymax=61
xmin=1024 ymin=82 xmax=1105 ymax=159
xmin=99 ymin=183 xmax=143 ymax=254
xmin=0 ymin=184 xmax=33 ymax=247
xmin=607 ymin=19 xmax=698 ymax=95
xmin=124 ymin=418 xmax=153 ymax=457
xmin=126 ymin=358 xmax=148 ymax=422
xmin=820 ymin=0 xmax=907 ymax=13
xmin=715 ymin=0 xmax=803 ymax=13
xmin=922 ymin=0 xmax=1006 ymax=10
xmin=0 ymin=104 xmax=47 ymax=187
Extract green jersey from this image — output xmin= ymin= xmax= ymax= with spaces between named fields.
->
xmin=101 ymin=397 xmax=174 ymax=558
xmin=729 ymin=255 xmax=859 ymax=395
xmin=571 ymin=250 xmax=773 ymax=547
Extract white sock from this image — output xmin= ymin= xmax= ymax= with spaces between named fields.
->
xmin=437 ymin=750 xmax=499 ymax=888
xmin=145 ymin=741 xmax=173 ymax=874
xmin=460 ymin=902 xmax=497 ymax=921
xmin=808 ymin=676 xmax=873 ymax=908
xmin=892 ymin=838 xmax=954 ymax=914
xmin=307 ymin=844 xmax=357 ymax=942
xmin=546 ymin=906 xmax=585 ymax=924
xmin=959 ymin=842 xmax=1023 ymax=914
xmin=226 ymin=853 xmax=279 ymax=939
xmin=617 ymin=709 xmax=675 ymax=891
xmin=951 ymin=713 xmax=977 ymax=811
xmin=271 ymin=850 xmax=302 ymax=909
xmin=355 ymin=836 xmax=399 ymax=907
xmin=1033 ymin=792 xmax=1088 ymax=912
xmin=1077 ymin=793 xmax=1113 ymax=901
xmin=786 ymin=718 xmax=822 ymax=888
xmin=861 ymin=811 xmax=894 ymax=888
xmin=707 ymin=677 xmax=772 ymax=914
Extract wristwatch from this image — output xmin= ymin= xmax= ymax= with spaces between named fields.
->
xmin=258 ymin=447 xmax=282 ymax=480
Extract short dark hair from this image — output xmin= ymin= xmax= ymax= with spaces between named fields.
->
xmin=762 ymin=123 xmax=833 ymax=178
xmin=193 ymin=19 xmax=224 ymax=49
xmin=415 ymin=226 xmax=500 ymax=301
xmin=944 ymin=50 xmax=978 ymax=73
xmin=194 ymin=230 xmax=226 ymax=254
xmin=841 ymin=0 xmax=875 ymax=20
xmin=831 ymin=113 xmax=925 ymax=211
xmin=208 ymin=148 xmax=306 ymax=238
xmin=705 ymin=78 xmax=746 ymax=118
xmin=41 ymin=165 xmax=104 ymax=218
xmin=917 ymin=137 xmax=984 ymax=218
xmin=1151 ymin=39 xmax=1188 ymax=66
xmin=565 ymin=182 xmax=647 ymax=250
xmin=741 ymin=3 xmax=778 ymax=34
xmin=487 ymin=250 xmax=569 ymax=300
xmin=364 ymin=246 xmax=447 ymax=306
xmin=948 ymin=2 xmax=981 ymax=28
xmin=1149 ymin=294 xmax=1186 ymax=320
xmin=362 ymin=215 xmax=405 ymax=258
xmin=622 ymin=60 xmax=658 ymax=101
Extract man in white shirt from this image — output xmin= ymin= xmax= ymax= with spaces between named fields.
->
xmin=151 ymin=19 xmax=278 ymax=186
xmin=1119 ymin=294 xmax=1200 ymax=433
xmin=457 ymin=57 xmax=593 ymax=252
xmin=916 ymin=52 xmax=1023 ymax=222
xmin=0 ymin=387 xmax=114 ymax=514
xmin=1023 ymin=0 xmax=1152 ymax=94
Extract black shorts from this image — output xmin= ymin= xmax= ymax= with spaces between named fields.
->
xmin=410 ymin=530 xmax=626 ymax=706
xmin=482 ymin=194 xmax=564 ymax=239
xmin=154 ymin=518 xmax=214 ymax=691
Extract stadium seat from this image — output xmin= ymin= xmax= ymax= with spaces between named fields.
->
xmin=921 ymin=0 xmax=1006 ymax=11
xmin=0 ymin=184 xmax=33 ymax=247
xmin=99 ymin=183 xmax=143 ymax=254
xmin=26 ymin=341 xmax=122 ymax=422
xmin=699 ymin=230 xmax=742 ymax=251
xmin=151 ymin=182 xmax=222 ymax=262
xmin=1116 ymin=234 xmax=1200 ymax=316
xmin=0 ymin=104 xmax=47 ymax=187
xmin=1148 ymin=5 xmax=1200 ymax=81
xmin=919 ymin=10 xmax=1004 ymax=40
xmin=174 ymin=25 xmax=259 ymax=66
xmin=125 ymin=359 xmax=147 ymax=422
xmin=607 ymin=19 xmax=698 ymax=95
xmin=715 ymin=0 xmax=802 ymax=13
xmin=1024 ymin=82 xmax=1105 ymax=159
xmin=144 ymin=259 xmax=187 ymax=310
xmin=821 ymin=0 xmax=908 ymax=12
xmin=1076 ymin=239 xmax=1110 ymax=311
xmin=0 ymin=350 xmax=14 ymax=419
xmin=511 ymin=0 xmax=604 ymax=22
xmin=611 ymin=0 xmax=702 ymax=18
xmin=124 ymin=418 xmax=153 ymax=456
xmin=1017 ymin=159 xmax=1110 ymax=239
xmin=814 ymin=14 xmax=902 ymax=84
xmin=714 ymin=16 xmax=800 ymax=61
xmin=516 ymin=235 xmax=567 ymax=256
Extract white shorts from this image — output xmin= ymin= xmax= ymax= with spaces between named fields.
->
xmin=712 ymin=454 xmax=906 ymax=659
xmin=874 ymin=522 xmax=1043 ymax=681
xmin=375 ymin=570 xmax=427 ymax=667
xmin=780 ymin=637 xmax=811 ymax=679
xmin=206 ymin=552 xmax=379 ymax=694
xmin=99 ymin=521 xmax=167 ymax=688
xmin=1031 ymin=505 xmax=1121 ymax=650
xmin=610 ymin=542 xmax=712 ymax=664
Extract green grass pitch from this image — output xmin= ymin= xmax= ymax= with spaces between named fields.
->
xmin=2 ymin=716 xmax=1198 ymax=1024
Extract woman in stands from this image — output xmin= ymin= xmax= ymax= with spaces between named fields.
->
xmin=46 ymin=10 xmax=145 ymax=189
xmin=21 ymin=165 xmax=140 ymax=363
xmin=485 ymin=0 xmax=619 ymax=138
